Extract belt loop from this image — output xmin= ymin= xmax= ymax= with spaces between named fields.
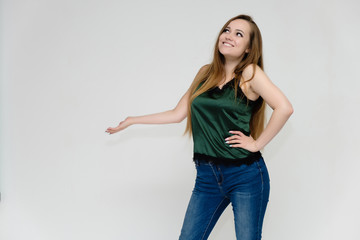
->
xmin=194 ymin=159 xmax=200 ymax=166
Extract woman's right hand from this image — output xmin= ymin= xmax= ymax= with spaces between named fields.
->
xmin=104 ymin=65 xmax=207 ymax=135
xmin=105 ymin=117 xmax=132 ymax=134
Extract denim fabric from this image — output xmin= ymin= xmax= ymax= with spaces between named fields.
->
xmin=179 ymin=157 xmax=270 ymax=240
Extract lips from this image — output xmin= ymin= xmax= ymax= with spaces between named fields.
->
xmin=223 ymin=42 xmax=234 ymax=47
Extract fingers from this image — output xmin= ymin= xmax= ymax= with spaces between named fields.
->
xmin=229 ymin=130 xmax=245 ymax=136
xmin=105 ymin=122 xmax=126 ymax=134
xmin=225 ymin=135 xmax=240 ymax=141
xmin=224 ymin=130 xmax=257 ymax=152
xmin=225 ymin=137 xmax=242 ymax=147
xmin=225 ymin=136 xmax=246 ymax=149
xmin=105 ymin=128 xmax=114 ymax=134
xmin=225 ymin=130 xmax=244 ymax=142
xmin=224 ymin=130 xmax=248 ymax=147
xmin=225 ymin=139 xmax=242 ymax=146
xmin=229 ymin=143 xmax=243 ymax=148
xmin=105 ymin=127 xmax=119 ymax=134
xmin=105 ymin=119 xmax=130 ymax=135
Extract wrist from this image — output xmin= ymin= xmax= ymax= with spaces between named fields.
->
xmin=126 ymin=116 xmax=135 ymax=125
xmin=253 ymin=140 xmax=261 ymax=152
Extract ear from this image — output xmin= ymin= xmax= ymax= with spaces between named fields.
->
xmin=245 ymin=48 xmax=250 ymax=53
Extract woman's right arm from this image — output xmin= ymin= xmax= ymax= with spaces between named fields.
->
xmin=105 ymin=65 xmax=208 ymax=135
xmin=105 ymin=89 xmax=190 ymax=134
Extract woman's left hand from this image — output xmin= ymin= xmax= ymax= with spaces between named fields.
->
xmin=225 ymin=130 xmax=259 ymax=152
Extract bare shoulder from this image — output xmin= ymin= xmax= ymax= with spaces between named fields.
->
xmin=242 ymin=64 xmax=264 ymax=81
xmin=240 ymin=64 xmax=264 ymax=100
xmin=189 ymin=64 xmax=210 ymax=90
xmin=199 ymin=64 xmax=210 ymax=74
xmin=192 ymin=64 xmax=210 ymax=81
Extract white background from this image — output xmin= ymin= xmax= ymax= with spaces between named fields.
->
xmin=1 ymin=0 xmax=360 ymax=239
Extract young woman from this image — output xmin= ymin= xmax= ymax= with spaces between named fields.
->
xmin=106 ymin=14 xmax=293 ymax=240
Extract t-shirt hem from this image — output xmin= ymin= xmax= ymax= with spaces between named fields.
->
xmin=193 ymin=152 xmax=262 ymax=166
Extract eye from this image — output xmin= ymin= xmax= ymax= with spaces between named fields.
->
xmin=223 ymin=28 xmax=230 ymax=33
xmin=236 ymin=32 xmax=243 ymax=37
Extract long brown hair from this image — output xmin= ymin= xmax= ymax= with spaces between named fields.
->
xmin=185 ymin=14 xmax=266 ymax=140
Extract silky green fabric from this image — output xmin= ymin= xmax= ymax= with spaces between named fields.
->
xmin=191 ymin=79 xmax=260 ymax=160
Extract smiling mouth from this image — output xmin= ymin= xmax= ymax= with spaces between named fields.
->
xmin=223 ymin=42 xmax=234 ymax=47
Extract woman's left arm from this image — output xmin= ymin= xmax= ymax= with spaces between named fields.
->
xmin=226 ymin=64 xmax=294 ymax=152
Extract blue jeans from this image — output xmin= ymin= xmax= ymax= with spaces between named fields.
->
xmin=179 ymin=157 xmax=270 ymax=240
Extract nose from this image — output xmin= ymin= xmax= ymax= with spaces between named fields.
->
xmin=225 ymin=35 xmax=233 ymax=41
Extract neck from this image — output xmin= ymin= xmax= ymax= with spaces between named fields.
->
xmin=223 ymin=58 xmax=241 ymax=80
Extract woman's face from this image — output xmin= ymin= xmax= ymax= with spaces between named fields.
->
xmin=218 ymin=19 xmax=252 ymax=61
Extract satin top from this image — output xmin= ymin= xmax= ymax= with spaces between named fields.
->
xmin=191 ymin=79 xmax=262 ymax=165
